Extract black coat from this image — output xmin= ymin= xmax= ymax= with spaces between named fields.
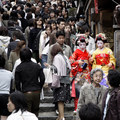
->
xmin=28 ymin=28 xmax=42 ymax=51
xmin=102 ymin=87 xmax=120 ymax=120
xmin=15 ymin=60 xmax=45 ymax=92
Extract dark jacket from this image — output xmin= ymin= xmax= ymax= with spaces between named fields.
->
xmin=28 ymin=28 xmax=42 ymax=51
xmin=102 ymin=87 xmax=120 ymax=120
xmin=15 ymin=60 xmax=45 ymax=92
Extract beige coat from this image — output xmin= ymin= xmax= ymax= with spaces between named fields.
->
xmin=8 ymin=51 xmax=19 ymax=71
xmin=77 ymin=83 xmax=107 ymax=112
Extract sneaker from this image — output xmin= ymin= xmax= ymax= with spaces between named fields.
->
xmin=61 ymin=118 xmax=65 ymax=120
xmin=73 ymin=110 xmax=77 ymax=115
xmin=56 ymin=110 xmax=59 ymax=115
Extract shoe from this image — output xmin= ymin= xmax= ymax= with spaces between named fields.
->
xmin=61 ymin=118 xmax=65 ymax=120
xmin=56 ymin=110 xmax=59 ymax=115
xmin=73 ymin=110 xmax=77 ymax=115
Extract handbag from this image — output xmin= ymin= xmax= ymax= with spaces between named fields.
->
xmin=60 ymin=76 xmax=71 ymax=85
xmin=51 ymin=74 xmax=60 ymax=88
xmin=59 ymin=54 xmax=71 ymax=85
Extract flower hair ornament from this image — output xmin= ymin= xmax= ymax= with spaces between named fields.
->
xmin=75 ymin=34 xmax=89 ymax=46
xmin=95 ymin=33 xmax=107 ymax=43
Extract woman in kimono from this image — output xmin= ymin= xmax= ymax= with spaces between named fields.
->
xmin=90 ymin=33 xmax=116 ymax=87
xmin=69 ymin=34 xmax=92 ymax=113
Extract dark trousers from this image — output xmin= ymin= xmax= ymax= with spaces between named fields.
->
xmin=33 ymin=51 xmax=39 ymax=63
xmin=24 ymin=91 xmax=40 ymax=116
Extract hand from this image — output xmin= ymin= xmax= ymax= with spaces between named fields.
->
xmin=107 ymin=63 xmax=112 ymax=68
xmin=39 ymin=54 xmax=42 ymax=59
xmin=70 ymin=59 xmax=74 ymax=63
xmin=44 ymin=63 xmax=50 ymax=68
xmin=89 ymin=57 xmax=94 ymax=64
xmin=79 ymin=60 xmax=84 ymax=66
xmin=44 ymin=32 xmax=48 ymax=39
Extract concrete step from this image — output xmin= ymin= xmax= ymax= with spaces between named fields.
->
xmin=38 ymin=111 xmax=76 ymax=120
xmin=39 ymin=103 xmax=74 ymax=112
xmin=41 ymin=96 xmax=53 ymax=103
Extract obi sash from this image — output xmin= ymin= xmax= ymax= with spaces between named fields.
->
xmin=95 ymin=53 xmax=110 ymax=66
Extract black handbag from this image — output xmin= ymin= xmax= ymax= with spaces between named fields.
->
xmin=60 ymin=76 xmax=71 ymax=84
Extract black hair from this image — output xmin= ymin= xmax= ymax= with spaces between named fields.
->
xmin=10 ymin=10 xmax=18 ymax=21
xmin=9 ymin=91 xmax=28 ymax=113
xmin=80 ymin=38 xmax=86 ymax=43
xmin=26 ymin=2 xmax=32 ymax=8
xmin=79 ymin=102 xmax=101 ymax=120
xmin=26 ymin=13 xmax=33 ymax=20
xmin=27 ymin=19 xmax=34 ymax=27
xmin=67 ymin=17 xmax=76 ymax=22
xmin=20 ymin=48 xmax=32 ymax=62
xmin=12 ymin=5 xmax=17 ymax=11
xmin=107 ymin=69 xmax=120 ymax=88
xmin=96 ymin=36 xmax=107 ymax=43
xmin=25 ymin=8 xmax=32 ymax=13
xmin=12 ymin=30 xmax=24 ymax=40
xmin=34 ymin=17 xmax=43 ymax=28
xmin=8 ymin=20 xmax=15 ymax=27
xmin=0 ymin=55 xmax=5 ymax=68
xmin=75 ymin=38 xmax=88 ymax=46
xmin=0 ymin=7 xmax=5 ymax=14
xmin=56 ymin=30 xmax=65 ymax=38
xmin=2 ymin=13 xmax=9 ymax=20
xmin=17 ymin=10 xmax=25 ymax=18
xmin=17 ymin=4 xmax=24 ymax=10
xmin=0 ymin=26 xmax=8 ymax=36
xmin=57 ymin=17 xmax=65 ymax=24
xmin=48 ymin=20 xmax=56 ymax=25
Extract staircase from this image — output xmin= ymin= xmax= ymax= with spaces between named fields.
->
xmin=38 ymin=87 xmax=75 ymax=120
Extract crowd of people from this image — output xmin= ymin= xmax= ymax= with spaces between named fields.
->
xmin=0 ymin=0 xmax=120 ymax=120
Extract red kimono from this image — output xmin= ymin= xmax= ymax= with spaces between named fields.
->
xmin=69 ymin=49 xmax=91 ymax=98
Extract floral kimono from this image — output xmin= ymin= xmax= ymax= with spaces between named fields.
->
xmin=69 ymin=49 xmax=91 ymax=98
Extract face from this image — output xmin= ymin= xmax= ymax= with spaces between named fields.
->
xmin=62 ymin=10 xmax=66 ymax=16
xmin=65 ymin=25 xmax=71 ymax=32
xmin=37 ymin=18 xmax=43 ymax=25
xmin=97 ymin=40 xmax=104 ymax=49
xmin=93 ymin=71 xmax=103 ymax=85
xmin=85 ymin=31 xmax=90 ymax=36
xmin=79 ymin=42 xmax=86 ymax=51
xmin=36 ymin=6 xmax=40 ymax=12
xmin=46 ymin=27 xmax=51 ymax=35
xmin=7 ymin=97 xmax=15 ymax=112
xmin=58 ymin=22 xmax=65 ymax=30
xmin=69 ymin=21 xmax=75 ymax=26
xmin=50 ymin=12 xmax=55 ymax=18
xmin=51 ymin=23 xmax=56 ymax=30
xmin=56 ymin=35 xmax=65 ymax=45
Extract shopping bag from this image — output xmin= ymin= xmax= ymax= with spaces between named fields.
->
xmin=51 ymin=74 xmax=60 ymax=88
